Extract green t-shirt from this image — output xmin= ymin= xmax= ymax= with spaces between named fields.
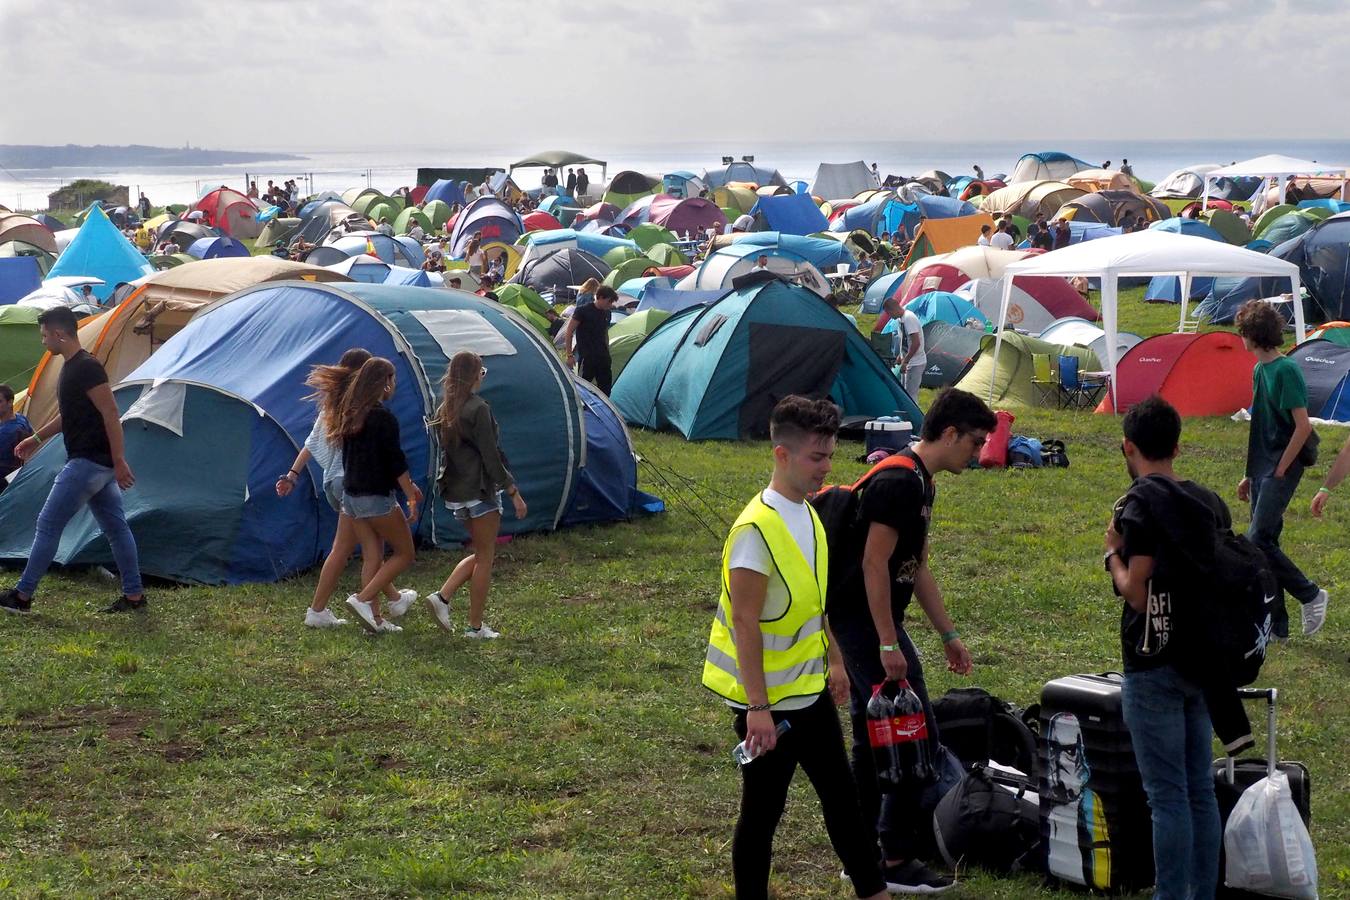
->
xmin=1246 ymin=355 xmax=1308 ymax=477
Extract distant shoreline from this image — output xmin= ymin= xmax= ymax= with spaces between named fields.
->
xmin=0 ymin=144 xmax=307 ymax=170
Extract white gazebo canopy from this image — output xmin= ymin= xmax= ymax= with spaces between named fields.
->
xmin=993 ymin=231 xmax=1304 ymax=408
xmin=1203 ymin=154 xmax=1349 ymax=206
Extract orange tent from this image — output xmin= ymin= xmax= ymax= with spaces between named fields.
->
xmin=903 ymin=213 xmax=996 ymax=268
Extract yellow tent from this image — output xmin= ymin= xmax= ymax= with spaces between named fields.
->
xmin=1066 ymin=169 xmax=1137 ymax=193
xmin=19 ymin=258 xmax=351 ymax=425
xmin=481 ymin=241 xmax=522 ymax=280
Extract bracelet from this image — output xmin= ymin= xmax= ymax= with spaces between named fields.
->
xmin=880 ymin=643 xmax=901 ymax=652
xmin=1318 ymin=487 xmax=1332 ymax=495
xmin=32 ymin=433 xmax=42 ymax=445
xmin=746 ymin=703 xmax=771 ymax=712
xmin=940 ymin=630 xmax=960 ymax=644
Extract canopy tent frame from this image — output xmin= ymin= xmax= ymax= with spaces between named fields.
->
xmin=990 ymin=232 xmax=1303 ymax=410
xmin=1202 ymin=155 xmax=1349 ymax=208
xmin=509 ymin=151 xmax=607 ymax=184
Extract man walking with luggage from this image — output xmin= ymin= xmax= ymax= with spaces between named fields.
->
xmin=1234 ymin=300 xmax=1329 ymax=637
xmin=702 ymin=396 xmax=887 ymax=900
xmin=1104 ymin=396 xmax=1223 ymax=900
xmin=823 ymin=388 xmax=991 ymax=894
xmin=0 ymin=307 xmax=145 ymax=615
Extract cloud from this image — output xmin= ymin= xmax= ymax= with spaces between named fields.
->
xmin=2 ymin=0 xmax=1348 ymax=148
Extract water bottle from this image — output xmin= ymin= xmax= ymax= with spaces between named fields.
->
xmin=892 ymin=679 xmax=935 ymax=784
xmin=733 ymin=720 xmax=791 ymax=766
xmin=866 ymin=682 xmax=905 ymax=790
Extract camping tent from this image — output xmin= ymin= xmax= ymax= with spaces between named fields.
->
xmin=609 ymin=308 xmax=671 ymax=377
xmin=980 ymin=181 xmax=1086 ymax=220
xmin=1289 ymin=338 xmax=1350 ymax=421
xmin=0 ymin=257 xmax=43 ymax=305
xmin=1094 ymin=332 xmax=1256 ymax=416
xmin=954 ymin=332 xmax=1099 ymax=406
xmin=19 ymin=257 xmax=352 ymax=426
xmin=1151 ymin=164 xmax=1254 ymax=200
xmin=448 ymin=197 xmax=522 ymax=257
xmin=44 ymin=206 xmax=154 ymax=301
xmin=1010 ymin=152 xmax=1091 ymax=184
xmin=1038 ymin=316 xmax=1143 ymax=366
xmin=648 ymin=196 xmax=727 ymax=237
xmin=902 ymin=291 xmax=988 ymax=328
xmin=186 ymin=236 xmax=250 ymax=260
xmin=1202 ymin=155 xmax=1349 ymax=207
xmin=812 ymin=161 xmax=876 ymax=200
xmin=920 ymin=321 xmax=985 ymax=388
xmin=711 ymin=232 xmax=856 ymax=273
xmin=703 ymin=162 xmax=788 ymax=189
xmin=750 ymin=193 xmax=828 ymax=236
xmin=1066 ymin=169 xmax=1137 ymax=193
xmin=994 ymin=231 xmax=1303 ymax=407
xmin=0 ymin=214 xmax=59 ymax=255
xmin=1058 ymin=191 xmax=1170 ymax=227
xmin=685 ymin=245 xmax=830 ymax=297
xmin=512 ymin=247 xmax=610 ymax=299
xmin=0 ymin=305 xmax=45 ymax=388
xmin=193 ymin=187 xmax=262 ymax=239
xmin=0 ymin=283 xmax=649 ymax=584
xmin=612 ymin=275 xmax=920 ymax=439
xmin=902 ymin=213 xmax=996 ymax=267
xmin=602 ymin=171 xmax=662 ymax=210
xmin=1309 ymin=322 xmax=1350 ymax=346
xmin=1143 ymin=218 xmax=1228 ymax=303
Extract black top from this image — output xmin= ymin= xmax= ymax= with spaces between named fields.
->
xmin=1114 ymin=475 xmax=1228 ymax=672
xmin=572 ymin=303 xmax=611 ymax=362
xmin=342 ymin=404 xmax=408 ymax=497
xmin=835 ymin=448 xmax=934 ymax=620
xmin=59 ymin=350 xmax=113 ymax=467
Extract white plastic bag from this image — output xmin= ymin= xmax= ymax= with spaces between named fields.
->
xmin=1224 ymin=770 xmax=1318 ymax=899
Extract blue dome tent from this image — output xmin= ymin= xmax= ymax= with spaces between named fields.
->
xmin=449 ymin=197 xmax=523 ymax=257
xmin=612 ymin=275 xmax=921 ymax=440
xmin=423 ymin=178 xmax=466 ymax=208
xmin=0 ymin=283 xmax=653 ymax=584
xmin=1144 ymin=217 xmax=1227 ymax=303
xmin=186 ymin=236 xmax=250 ymax=260
xmin=750 ymin=193 xmax=829 ymax=236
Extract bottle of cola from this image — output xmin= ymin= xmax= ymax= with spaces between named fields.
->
xmin=866 ymin=682 xmax=905 ymax=791
xmin=891 ymin=679 xmax=935 ymax=784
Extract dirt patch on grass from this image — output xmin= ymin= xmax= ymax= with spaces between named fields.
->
xmin=14 ymin=705 xmax=201 ymax=763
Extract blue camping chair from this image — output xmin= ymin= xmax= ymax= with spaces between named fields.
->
xmin=1058 ymin=355 xmax=1105 ymax=409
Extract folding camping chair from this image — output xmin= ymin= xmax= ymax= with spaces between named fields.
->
xmin=1058 ymin=355 xmax=1106 ymax=409
xmin=869 ymin=329 xmax=897 ymax=366
xmin=1031 ymin=353 xmax=1059 ymax=407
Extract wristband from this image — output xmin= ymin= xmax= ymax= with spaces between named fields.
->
xmin=32 ymin=433 xmax=42 ymax=445
xmin=880 ymin=643 xmax=901 ymax=652
xmin=1318 ymin=486 xmax=1332 ymax=495
xmin=940 ymin=630 xmax=960 ymax=644
xmin=746 ymin=703 xmax=771 ymax=712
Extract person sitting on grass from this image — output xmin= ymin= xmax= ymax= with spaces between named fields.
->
xmin=1234 ymin=300 xmax=1329 ymax=638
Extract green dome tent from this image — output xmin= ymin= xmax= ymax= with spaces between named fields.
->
xmin=626 ymin=222 xmax=677 ymax=252
xmin=1252 ymin=204 xmax=1296 ymax=238
xmin=0 ymin=305 xmax=45 ymax=388
xmin=1202 ymin=209 xmax=1252 ymax=245
xmin=609 ymin=309 xmax=671 ymax=377
xmin=365 ymin=202 xmax=396 ymax=226
xmin=394 ymin=208 xmax=431 ymax=235
xmin=351 ymin=193 xmax=388 ymax=216
xmin=602 ymin=171 xmax=661 ymax=210
xmin=954 ymin=332 xmax=1099 ymax=406
xmin=421 ymin=199 xmax=453 ymax=231
xmin=495 ymin=283 xmax=551 ymax=317
xmin=603 ymin=246 xmax=647 ymax=268
xmin=644 ymin=243 xmax=689 ymax=267
xmin=604 ymin=258 xmax=659 ymax=290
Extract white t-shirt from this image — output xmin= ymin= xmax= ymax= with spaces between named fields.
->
xmin=990 ymin=231 xmax=1015 ymax=250
xmin=900 ymin=308 xmax=926 ymax=367
xmin=976 ymin=235 xmax=991 ymax=246
xmin=726 ymin=487 xmax=820 ymax=711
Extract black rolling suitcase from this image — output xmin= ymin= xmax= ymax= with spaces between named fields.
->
xmin=1036 ymin=673 xmax=1154 ymax=893
xmin=1213 ymin=687 xmax=1313 ymax=899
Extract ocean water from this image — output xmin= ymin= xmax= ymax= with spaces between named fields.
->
xmin=4 ymin=139 xmax=1349 ymax=211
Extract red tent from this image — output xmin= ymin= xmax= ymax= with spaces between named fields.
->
xmin=1096 ymin=332 xmax=1256 ymax=416
xmin=648 ymin=196 xmax=727 ymax=236
xmin=407 ymin=185 xmax=429 ymax=206
xmin=193 ymin=186 xmax=261 ymax=239
xmin=522 ymin=210 xmax=563 ymax=232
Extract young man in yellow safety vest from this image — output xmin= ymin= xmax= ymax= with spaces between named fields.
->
xmin=703 ymin=395 xmax=888 ymax=900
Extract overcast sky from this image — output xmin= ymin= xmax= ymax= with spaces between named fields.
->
xmin=4 ymin=0 xmax=1348 ymax=150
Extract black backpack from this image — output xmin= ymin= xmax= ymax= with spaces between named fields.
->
xmin=933 ymin=763 xmax=1042 ymax=874
xmin=1175 ymin=530 xmax=1276 ymax=689
xmin=931 ymin=687 xmax=1039 ymax=777
xmin=810 ymin=454 xmax=923 ymax=593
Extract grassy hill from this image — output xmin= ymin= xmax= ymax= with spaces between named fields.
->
xmin=0 ymin=290 xmax=1344 ymax=898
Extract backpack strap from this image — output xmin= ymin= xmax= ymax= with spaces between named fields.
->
xmin=851 ymin=452 xmax=919 ymax=491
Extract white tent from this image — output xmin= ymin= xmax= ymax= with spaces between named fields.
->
xmin=811 ymin=161 xmax=875 ymax=201
xmin=1202 ymin=154 xmax=1349 ymax=207
xmin=992 ymin=231 xmax=1303 ymax=408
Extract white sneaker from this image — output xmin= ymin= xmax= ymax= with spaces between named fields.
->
xmin=1302 ymin=589 xmax=1329 ymax=636
xmin=304 ymin=607 xmax=347 ymax=628
xmin=386 ymin=589 xmax=417 ymax=620
xmin=345 ymin=594 xmax=379 ymax=633
xmin=464 ymin=623 xmax=500 ymax=640
xmin=425 ymin=592 xmax=453 ymax=632
xmin=377 ymin=619 xmax=403 ymax=634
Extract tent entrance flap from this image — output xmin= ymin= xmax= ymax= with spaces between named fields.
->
xmin=740 ymin=323 xmax=846 ymax=438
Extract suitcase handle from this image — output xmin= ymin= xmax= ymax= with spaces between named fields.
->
xmin=1226 ymin=688 xmax=1278 ymax=781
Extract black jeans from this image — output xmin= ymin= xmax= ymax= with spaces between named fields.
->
xmin=579 ymin=354 xmax=612 ymax=394
xmin=732 ymin=692 xmax=886 ymax=899
xmin=831 ymin=613 xmax=938 ymax=863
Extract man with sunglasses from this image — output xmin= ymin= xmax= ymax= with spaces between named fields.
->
xmin=823 ymin=388 xmax=993 ymax=894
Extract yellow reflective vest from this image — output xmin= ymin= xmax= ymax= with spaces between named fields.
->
xmin=702 ymin=493 xmax=830 ymax=706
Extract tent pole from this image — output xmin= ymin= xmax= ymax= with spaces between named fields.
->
xmin=989 ymin=277 xmax=1014 ymax=405
xmin=1178 ymin=274 xmax=1192 ymax=332
xmin=1292 ymin=272 xmax=1305 ymax=343
xmin=1102 ymin=275 xmax=1120 ymax=413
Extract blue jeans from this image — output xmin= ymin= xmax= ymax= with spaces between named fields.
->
xmin=1247 ymin=467 xmax=1319 ymax=637
xmin=1121 ymin=666 xmax=1220 ymax=900
xmin=18 ymin=457 xmax=142 ymax=598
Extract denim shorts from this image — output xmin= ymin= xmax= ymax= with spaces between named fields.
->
xmin=323 ymin=481 xmax=343 ymax=513
xmin=341 ymin=491 xmax=398 ymax=519
xmin=448 ymin=491 xmax=503 ymax=521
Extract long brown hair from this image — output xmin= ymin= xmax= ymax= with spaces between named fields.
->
xmin=306 ymin=348 xmax=372 ymax=422
xmin=328 ymin=357 xmax=395 ymax=444
xmin=434 ymin=350 xmax=482 ymax=446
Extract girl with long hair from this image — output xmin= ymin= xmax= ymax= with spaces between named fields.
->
xmin=464 ymin=233 xmax=483 ymax=275
xmin=424 ymin=351 xmax=526 ymax=639
xmin=277 ymin=349 xmax=418 ymax=628
xmin=330 ymin=358 xmax=423 ymax=633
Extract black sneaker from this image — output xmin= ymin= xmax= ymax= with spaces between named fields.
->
xmin=101 ymin=595 xmax=147 ymax=614
xmin=0 ymin=588 xmax=32 ymax=615
xmin=883 ymin=860 xmax=955 ymax=895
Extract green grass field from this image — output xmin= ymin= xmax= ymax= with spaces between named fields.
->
xmin=1 ymin=289 xmax=1346 ymax=898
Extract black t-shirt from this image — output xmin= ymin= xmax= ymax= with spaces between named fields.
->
xmin=342 ymin=405 xmax=409 ymax=497
xmin=59 ymin=350 xmax=113 ymax=467
xmin=835 ymin=448 xmax=934 ymax=621
xmin=1115 ymin=476 xmax=1229 ymax=672
xmin=572 ymin=303 xmax=611 ymax=362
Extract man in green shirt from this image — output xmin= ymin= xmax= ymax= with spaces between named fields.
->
xmin=1235 ymin=301 xmax=1328 ymax=638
